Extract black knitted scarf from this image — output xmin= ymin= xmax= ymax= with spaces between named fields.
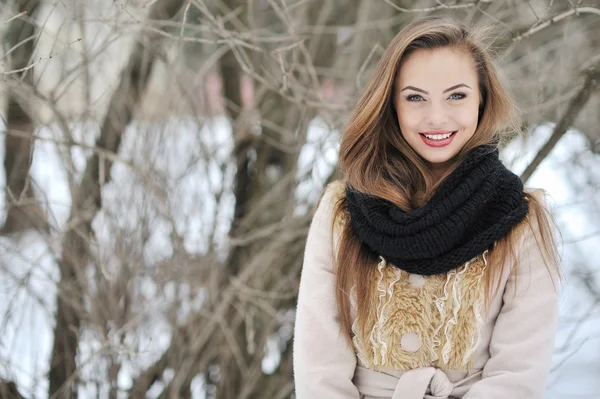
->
xmin=345 ymin=145 xmax=528 ymax=276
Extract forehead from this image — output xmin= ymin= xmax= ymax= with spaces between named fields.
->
xmin=396 ymin=47 xmax=478 ymax=87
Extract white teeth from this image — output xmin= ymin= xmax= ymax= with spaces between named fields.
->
xmin=424 ymin=132 xmax=453 ymax=140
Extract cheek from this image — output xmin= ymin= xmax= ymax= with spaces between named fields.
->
xmin=455 ymin=103 xmax=480 ymax=131
xmin=397 ymin=108 xmax=420 ymax=133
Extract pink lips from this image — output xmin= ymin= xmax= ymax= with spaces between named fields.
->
xmin=419 ymin=130 xmax=457 ymax=148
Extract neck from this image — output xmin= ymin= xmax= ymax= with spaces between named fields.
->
xmin=428 ymin=161 xmax=451 ymax=183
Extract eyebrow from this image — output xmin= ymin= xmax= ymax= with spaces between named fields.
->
xmin=400 ymin=83 xmax=471 ymax=94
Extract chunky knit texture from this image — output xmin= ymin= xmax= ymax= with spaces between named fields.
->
xmin=345 ymin=145 xmax=528 ymax=276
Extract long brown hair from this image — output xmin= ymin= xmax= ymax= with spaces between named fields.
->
xmin=333 ymin=16 xmax=562 ymax=346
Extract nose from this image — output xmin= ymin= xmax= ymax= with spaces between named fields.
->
xmin=425 ymin=102 xmax=449 ymax=127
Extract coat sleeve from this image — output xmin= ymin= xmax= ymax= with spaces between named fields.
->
xmin=293 ymin=183 xmax=361 ymax=399
xmin=463 ymin=195 xmax=561 ymax=399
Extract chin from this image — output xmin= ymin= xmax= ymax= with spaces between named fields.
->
xmin=419 ymin=149 xmax=459 ymax=165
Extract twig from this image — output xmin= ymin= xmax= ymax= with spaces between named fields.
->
xmin=2 ymin=128 xmax=131 ymax=171
xmin=512 ymin=7 xmax=600 ymax=43
xmin=564 ymin=230 xmax=600 ymax=244
xmin=180 ymin=0 xmax=192 ymax=40
xmin=266 ymin=0 xmax=322 ymax=96
xmin=551 ymin=336 xmax=593 ymax=373
xmin=272 ymin=40 xmax=304 ymax=53
xmin=3 ymin=10 xmax=27 ymax=24
xmin=535 ymin=0 xmax=555 ymax=26
xmin=1 ymin=37 xmax=82 ymax=76
xmin=230 ymin=276 xmax=297 ymax=300
xmin=526 ymin=0 xmax=540 ymax=21
xmin=283 ymin=0 xmax=310 ymax=13
xmin=274 ymin=49 xmax=288 ymax=92
xmin=356 ymin=42 xmax=382 ymax=90
xmin=383 ymin=0 xmax=477 ymax=13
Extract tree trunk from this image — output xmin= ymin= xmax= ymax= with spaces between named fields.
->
xmin=215 ymin=0 xmax=355 ymax=396
xmin=520 ymin=66 xmax=600 ymax=183
xmin=0 ymin=380 xmax=26 ymax=399
xmin=1 ymin=0 xmax=46 ymax=235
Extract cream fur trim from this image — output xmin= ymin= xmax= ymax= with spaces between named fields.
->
xmin=352 ymin=255 xmax=487 ymax=371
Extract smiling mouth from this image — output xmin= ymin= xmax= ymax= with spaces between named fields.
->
xmin=419 ymin=131 xmax=457 ymax=140
xmin=418 ymin=131 xmax=458 ymax=147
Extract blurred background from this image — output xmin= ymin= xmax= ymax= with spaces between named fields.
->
xmin=0 ymin=0 xmax=598 ymax=398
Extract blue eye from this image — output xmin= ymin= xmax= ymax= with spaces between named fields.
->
xmin=407 ymin=94 xmax=424 ymax=102
xmin=449 ymin=92 xmax=466 ymax=100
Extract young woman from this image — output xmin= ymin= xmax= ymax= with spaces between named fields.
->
xmin=293 ymin=17 xmax=562 ymax=399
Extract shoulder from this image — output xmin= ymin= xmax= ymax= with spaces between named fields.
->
xmin=524 ymin=187 xmax=549 ymax=206
xmin=509 ymin=188 xmax=553 ymax=243
xmin=317 ymin=180 xmax=346 ymax=207
xmin=522 ymin=187 xmax=555 ymax=236
xmin=314 ymin=180 xmax=347 ymax=221
xmin=514 ymin=188 xmax=562 ymax=282
xmin=312 ymin=180 xmax=348 ymax=244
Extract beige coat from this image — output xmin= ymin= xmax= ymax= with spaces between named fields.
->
xmin=293 ymin=182 xmax=559 ymax=399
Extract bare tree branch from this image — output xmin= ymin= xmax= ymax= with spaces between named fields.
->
xmin=520 ymin=65 xmax=600 ymax=183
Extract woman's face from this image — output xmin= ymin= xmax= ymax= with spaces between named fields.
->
xmin=394 ymin=47 xmax=481 ymax=176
